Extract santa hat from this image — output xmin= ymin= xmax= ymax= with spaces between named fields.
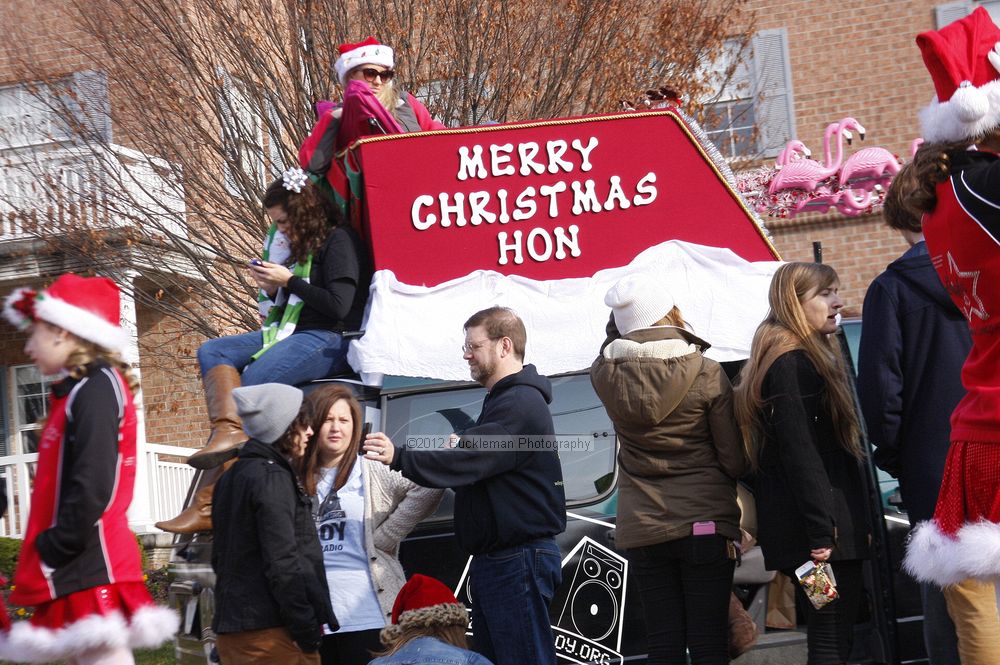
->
xmin=604 ymin=273 xmax=675 ymax=335
xmin=334 ymin=37 xmax=394 ymax=86
xmin=3 ymin=273 xmax=129 ymax=353
xmin=916 ymin=6 xmax=1000 ymax=142
xmin=379 ymin=574 xmax=468 ymax=645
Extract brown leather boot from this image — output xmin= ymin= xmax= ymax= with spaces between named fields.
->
xmin=728 ymin=591 xmax=758 ymax=659
xmin=188 ymin=365 xmax=247 ymax=470
xmin=155 ymin=459 xmax=234 ymax=534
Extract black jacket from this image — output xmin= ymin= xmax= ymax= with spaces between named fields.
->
xmin=857 ymin=241 xmax=971 ymax=523
xmin=211 ymin=440 xmax=337 ymax=648
xmin=287 ymin=225 xmax=372 ymax=332
xmin=754 ymin=351 xmax=871 ymax=571
xmin=391 ymin=364 xmax=567 ymax=555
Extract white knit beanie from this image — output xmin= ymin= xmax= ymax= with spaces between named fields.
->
xmin=232 ymin=384 xmax=304 ymax=444
xmin=605 ymin=273 xmax=675 ymax=335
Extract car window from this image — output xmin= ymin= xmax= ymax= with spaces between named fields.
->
xmin=382 ymin=373 xmax=617 ymax=521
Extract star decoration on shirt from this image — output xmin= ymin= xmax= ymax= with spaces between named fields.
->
xmin=946 ymin=252 xmax=989 ymax=322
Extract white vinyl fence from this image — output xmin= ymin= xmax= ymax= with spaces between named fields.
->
xmin=0 ymin=443 xmax=195 ymax=538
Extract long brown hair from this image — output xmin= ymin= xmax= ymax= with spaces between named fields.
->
xmin=262 ymin=178 xmax=340 ymax=264
xmin=272 ymin=399 xmax=316 ymax=459
xmin=734 ymin=263 xmax=861 ymax=466
xmin=299 ymin=385 xmax=363 ymax=495
xmin=905 ymin=139 xmax=976 ymax=218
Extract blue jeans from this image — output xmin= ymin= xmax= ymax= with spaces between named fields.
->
xmin=469 ymin=538 xmax=562 ymax=665
xmin=197 ymin=329 xmax=350 ymax=386
xmin=627 ymin=535 xmax=735 ymax=665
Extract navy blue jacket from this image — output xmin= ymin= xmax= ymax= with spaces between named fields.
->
xmin=391 ymin=364 xmax=566 ymax=555
xmin=857 ymin=241 xmax=971 ymax=524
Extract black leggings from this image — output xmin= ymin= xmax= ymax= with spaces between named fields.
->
xmin=319 ymin=629 xmax=383 ymax=665
xmin=782 ymin=559 xmax=865 ymax=665
xmin=627 ymin=534 xmax=736 ymax=665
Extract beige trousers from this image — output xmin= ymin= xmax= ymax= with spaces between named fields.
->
xmin=943 ymin=578 xmax=1000 ymax=665
xmin=216 ymin=626 xmax=320 ymax=665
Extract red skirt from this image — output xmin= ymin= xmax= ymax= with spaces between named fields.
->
xmin=932 ymin=441 xmax=1000 ymax=535
xmin=1 ymin=582 xmax=179 ymax=663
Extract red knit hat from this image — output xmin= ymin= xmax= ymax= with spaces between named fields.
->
xmin=916 ymin=6 xmax=1000 ymax=142
xmin=3 ymin=274 xmax=129 ymax=353
xmin=334 ymin=36 xmax=394 ymax=86
xmin=379 ymin=575 xmax=468 ymax=645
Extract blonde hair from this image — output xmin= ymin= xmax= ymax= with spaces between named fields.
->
xmin=734 ymin=263 xmax=861 ymax=466
xmin=376 ymin=624 xmax=470 ymax=656
xmin=32 ymin=320 xmax=139 ymax=394
xmin=346 ymin=66 xmax=402 ymax=120
xmin=652 ymin=305 xmax=686 ymax=329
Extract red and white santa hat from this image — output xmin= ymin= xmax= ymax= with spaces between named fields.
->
xmin=916 ymin=6 xmax=1000 ymax=142
xmin=379 ymin=574 xmax=468 ymax=645
xmin=334 ymin=36 xmax=394 ymax=86
xmin=3 ymin=273 xmax=129 ymax=353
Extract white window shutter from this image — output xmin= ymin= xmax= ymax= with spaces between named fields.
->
xmin=752 ymin=28 xmax=796 ymax=158
xmin=935 ymin=2 xmax=972 ymax=28
xmin=62 ymin=70 xmax=112 ymax=143
xmin=217 ymin=67 xmax=240 ymax=196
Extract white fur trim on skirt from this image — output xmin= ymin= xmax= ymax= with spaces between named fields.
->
xmin=0 ymin=604 xmax=179 ymax=663
xmin=904 ymin=519 xmax=1000 ymax=586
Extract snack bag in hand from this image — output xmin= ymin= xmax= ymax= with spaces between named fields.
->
xmin=794 ymin=560 xmax=839 ymax=609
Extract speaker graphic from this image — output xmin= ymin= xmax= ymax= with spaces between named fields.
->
xmin=453 ymin=536 xmax=627 ymax=663
xmin=550 ymin=536 xmax=627 ymax=664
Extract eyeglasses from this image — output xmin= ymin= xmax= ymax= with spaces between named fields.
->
xmin=461 ymin=338 xmax=498 ymax=354
xmin=359 ymin=68 xmax=395 ymax=83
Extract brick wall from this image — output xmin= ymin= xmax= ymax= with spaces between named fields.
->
xmin=749 ymin=0 xmax=942 ymax=310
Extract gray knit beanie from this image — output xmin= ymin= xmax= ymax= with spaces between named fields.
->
xmin=232 ymin=383 xmax=304 ymax=444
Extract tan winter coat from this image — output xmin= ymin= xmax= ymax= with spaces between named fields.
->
xmin=590 ymin=326 xmax=746 ymax=550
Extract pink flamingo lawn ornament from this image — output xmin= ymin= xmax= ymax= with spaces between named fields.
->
xmin=768 ymin=118 xmax=860 ymax=195
xmin=775 ymin=139 xmax=812 ymax=166
xmin=837 ymin=120 xmax=902 ymax=193
xmin=911 ymin=138 xmax=924 ymax=157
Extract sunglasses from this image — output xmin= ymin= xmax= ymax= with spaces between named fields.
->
xmin=359 ymin=68 xmax=395 ymax=83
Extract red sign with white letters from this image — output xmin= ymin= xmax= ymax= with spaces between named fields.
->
xmin=352 ymin=110 xmax=778 ymax=286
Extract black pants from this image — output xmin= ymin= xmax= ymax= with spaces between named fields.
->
xmin=319 ymin=629 xmax=383 ymax=665
xmin=626 ymin=534 xmax=736 ymax=665
xmin=782 ymin=559 xmax=865 ymax=665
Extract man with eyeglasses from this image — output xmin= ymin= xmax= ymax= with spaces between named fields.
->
xmin=364 ymin=306 xmax=566 ymax=665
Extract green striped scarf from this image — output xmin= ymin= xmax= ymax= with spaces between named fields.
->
xmin=252 ymin=226 xmax=313 ymax=361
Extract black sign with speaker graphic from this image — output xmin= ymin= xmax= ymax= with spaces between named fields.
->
xmin=551 ymin=537 xmax=627 ymax=663
xmin=455 ymin=537 xmax=627 ymax=664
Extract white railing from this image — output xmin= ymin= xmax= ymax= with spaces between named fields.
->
xmin=0 ymin=442 xmax=196 ymax=539
xmin=0 ymin=143 xmax=186 ymax=242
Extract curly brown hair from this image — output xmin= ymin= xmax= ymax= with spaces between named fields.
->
xmin=262 ymin=178 xmax=341 ymax=264
xmin=906 ymin=139 xmax=979 ymax=218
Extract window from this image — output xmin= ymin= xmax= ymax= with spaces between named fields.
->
xmin=12 ymin=365 xmax=59 ymax=456
xmin=702 ymin=29 xmax=796 ymax=160
xmin=935 ymin=2 xmax=1000 ymax=26
xmin=217 ymin=67 xmax=265 ymax=196
xmin=382 ymin=372 xmax=617 ymax=521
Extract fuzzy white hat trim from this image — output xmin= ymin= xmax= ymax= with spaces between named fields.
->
xmin=2 ymin=287 xmax=36 ymax=331
xmin=34 ymin=293 xmax=130 ymax=353
xmin=903 ymin=519 xmax=1000 ymax=586
xmin=0 ymin=605 xmax=178 ymax=662
xmin=335 ymin=43 xmax=394 ymax=86
xmin=919 ymin=78 xmax=1000 ymax=142
xmin=378 ymin=602 xmax=468 ymax=645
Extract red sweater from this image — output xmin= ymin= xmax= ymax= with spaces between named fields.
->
xmin=11 ymin=363 xmax=143 ymax=606
xmin=922 ymin=150 xmax=1000 ymax=444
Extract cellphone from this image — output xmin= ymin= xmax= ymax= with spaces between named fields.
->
xmin=249 ymin=258 xmax=264 ymax=266
xmin=358 ymin=422 xmax=372 ymax=455
xmin=692 ymin=521 xmax=716 ymax=536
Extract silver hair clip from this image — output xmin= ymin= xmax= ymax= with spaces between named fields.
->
xmin=282 ymin=167 xmax=308 ymax=193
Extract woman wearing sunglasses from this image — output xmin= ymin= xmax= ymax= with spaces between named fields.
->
xmin=333 ymin=36 xmax=445 ymax=134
